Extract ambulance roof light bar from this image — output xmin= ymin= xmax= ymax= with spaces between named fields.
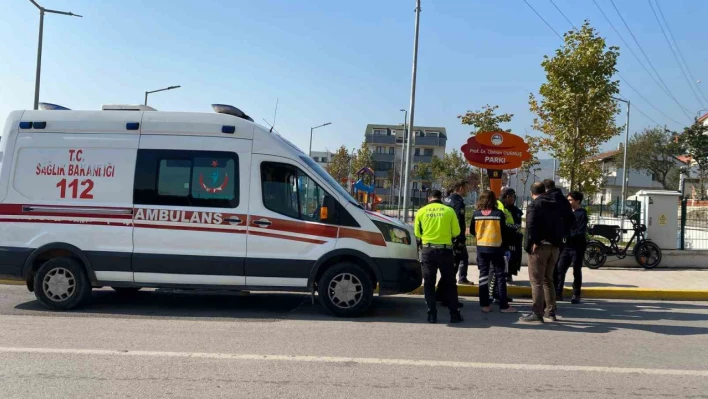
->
xmin=102 ymin=104 xmax=157 ymax=111
xmin=38 ymin=102 xmax=71 ymax=110
xmin=212 ymin=104 xmax=254 ymax=122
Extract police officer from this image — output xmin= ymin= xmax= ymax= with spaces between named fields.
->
xmin=415 ymin=190 xmax=463 ymax=324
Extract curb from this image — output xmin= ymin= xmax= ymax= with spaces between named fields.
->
xmin=410 ymin=285 xmax=708 ymax=302
xmin=0 ymin=279 xmax=24 ymax=286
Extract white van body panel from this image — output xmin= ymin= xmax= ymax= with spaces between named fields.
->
xmin=0 ymin=109 xmax=422 ymax=301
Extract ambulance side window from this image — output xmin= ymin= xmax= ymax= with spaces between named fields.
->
xmin=261 ymin=162 xmax=326 ymax=222
xmin=134 ymin=150 xmax=239 ymax=208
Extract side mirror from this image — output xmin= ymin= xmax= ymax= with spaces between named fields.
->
xmin=321 ymin=194 xmax=338 ymax=223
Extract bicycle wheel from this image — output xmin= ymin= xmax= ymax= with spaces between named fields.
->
xmin=584 ymin=242 xmax=606 ymax=269
xmin=634 ymin=241 xmax=662 ymax=269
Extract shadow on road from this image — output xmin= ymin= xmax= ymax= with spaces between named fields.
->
xmin=10 ymin=287 xmax=708 ymax=336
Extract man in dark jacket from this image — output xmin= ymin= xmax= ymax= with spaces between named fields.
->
xmin=444 ymin=181 xmax=473 ymax=285
xmin=520 ymin=182 xmax=565 ymax=324
xmin=555 ymin=191 xmax=588 ymax=304
xmin=543 ymin=179 xmax=575 ymax=238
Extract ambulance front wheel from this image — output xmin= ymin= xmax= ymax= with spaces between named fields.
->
xmin=33 ymin=257 xmax=92 ymax=310
xmin=317 ymin=263 xmax=374 ymax=317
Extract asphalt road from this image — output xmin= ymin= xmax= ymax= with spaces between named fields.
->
xmin=0 ymin=285 xmax=707 ymax=398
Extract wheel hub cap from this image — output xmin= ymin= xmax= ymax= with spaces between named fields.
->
xmin=43 ymin=267 xmax=76 ymax=302
xmin=328 ymin=273 xmax=363 ymax=309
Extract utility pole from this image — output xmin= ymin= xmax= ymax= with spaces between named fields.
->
xmin=398 ymin=109 xmax=407 ymax=219
xmin=401 ymin=0 xmax=422 ymax=223
xmin=611 ymin=97 xmax=631 ymax=237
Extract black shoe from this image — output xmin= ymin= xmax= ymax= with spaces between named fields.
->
xmin=427 ymin=313 xmax=437 ymax=324
xmin=571 ymin=297 xmax=581 ymax=304
xmin=543 ymin=313 xmax=558 ymax=322
xmin=458 ymin=278 xmax=474 ymax=285
xmin=507 ymin=297 xmax=514 ymax=303
xmin=519 ymin=314 xmax=544 ymax=324
xmin=450 ymin=312 xmax=463 ymax=324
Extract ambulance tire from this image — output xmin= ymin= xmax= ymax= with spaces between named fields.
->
xmin=33 ymin=257 xmax=92 ymax=311
xmin=111 ymin=287 xmax=142 ymax=294
xmin=317 ymin=262 xmax=374 ymax=317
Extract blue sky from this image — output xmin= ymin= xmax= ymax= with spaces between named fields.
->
xmin=2 ymin=0 xmax=707 ymax=157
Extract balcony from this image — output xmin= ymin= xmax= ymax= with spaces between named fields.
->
xmin=365 ymin=135 xmax=396 ymax=144
xmin=415 ymin=136 xmax=446 ymax=147
xmin=413 ymin=155 xmax=433 ymax=163
xmin=373 ymin=153 xmax=394 ymax=162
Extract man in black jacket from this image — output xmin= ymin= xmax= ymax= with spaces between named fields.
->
xmin=444 ymin=181 xmax=473 ymax=285
xmin=520 ymin=182 xmax=565 ymax=324
xmin=543 ymin=179 xmax=575 ymax=238
xmin=555 ymin=191 xmax=588 ymax=304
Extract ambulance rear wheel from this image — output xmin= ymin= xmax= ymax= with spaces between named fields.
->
xmin=111 ymin=287 xmax=142 ymax=294
xmin=33 ymin=257 xmax=92 ymax=310
xmin=317 ymin=262 xmax=374 ymax=317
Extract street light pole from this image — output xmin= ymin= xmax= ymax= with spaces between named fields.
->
xmin=612 ymin=97 xmax=631 ymax=235
xmin=29 ymin=0 xmax=82 ymax=110
xmin=401 ymin=0 xmax=422 ymax=223
xmin=398 ymin=109 xmax=407 ymax=219
xmin=309 ymin=122 xmax=332 ymax=158
xmin=144 ymin=85 xmax=181 ymax=105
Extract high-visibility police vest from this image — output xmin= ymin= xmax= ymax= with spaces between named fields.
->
xmin=497 ymin=200 xmax=514 ymax=226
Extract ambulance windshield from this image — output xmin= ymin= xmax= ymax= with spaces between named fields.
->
xmin=300 ymin=156 xmax=361 ymax=209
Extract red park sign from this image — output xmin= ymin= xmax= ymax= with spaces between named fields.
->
xmin=461 ymin=131 xmax=532 ymax=170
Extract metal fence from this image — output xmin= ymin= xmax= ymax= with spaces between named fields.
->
xmin=680 ymin=199 xmax=708 ymax=250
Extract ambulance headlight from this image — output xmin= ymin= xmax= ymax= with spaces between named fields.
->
xmin=373 ymin=221 xmax=410 ymax=245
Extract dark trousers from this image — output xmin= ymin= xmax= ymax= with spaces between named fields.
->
xmin=528 ymin=244 xmax=560 ymax=317
xmin=556 ymin=244 xmax=585 ymax=297
xmin=477 ymin=251 xmax=509 ymax=309
xmin=422 ymin=247 xmax=458 ymax=315
xmin=455 ymin=248 xmax=469 ymax=281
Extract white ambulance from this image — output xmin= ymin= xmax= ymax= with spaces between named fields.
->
xmin=0 ymin=104 xmax=421 ymax=317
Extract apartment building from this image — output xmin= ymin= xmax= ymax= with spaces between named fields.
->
xmin=310 ymin=150 xmax=334 ymax=169
xmin=364 ymin=124 xmax=447 ymax=204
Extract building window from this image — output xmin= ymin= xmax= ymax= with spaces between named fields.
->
xmin=388 ymin=147 xmax=394 ymax=154
xmin=313 ymin=157 xmax=320 ymax=162
xmin=424 ymin=149 xmax=433 ymax=156
xmin=321 ymin=157 xmax=328 ymax=163
xmin=414 ymin=148 xmax=420 ymax=156
xmin=414 ymin=131 xmax=424 ymax=137
xmin=412 ymin=182 xmax=419 ymax=190
xmin=134 ymin=150 xmax=239 ymax=208
xmin=426 ymin=132 xmax=439 ymax=137
xmin=375 ymin=180 xmax=384 ymax=188
xmin=390 ymin=129 xmax=397 ymax=135
xmin=376 ymin=146 xmax=384 ymax=154
xmin=373 ymin=129 xmax=385 ymax=135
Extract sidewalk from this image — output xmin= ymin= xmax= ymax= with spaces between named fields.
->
xmin=413 ymin=266 xmax=708 ymax=301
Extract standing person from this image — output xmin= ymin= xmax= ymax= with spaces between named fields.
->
xmin=414 ymin=190 xmax=464 ymax=324
xmin=470 ymin=190 xmax=517 ymax=314
xmin=519 ymin=182 xmax=565 ymax=324
xmin=489 ymin=188 xmax=517 ymax=302
xmin=555 ymin=191 xmax=588 ymax=304
xmin=543 ymin=179 xmax=575 ymax=240
xmin=502 ymin=188 xmax=524 ymax=283
xmin=444 ymin=181 xmax=473 ymax=285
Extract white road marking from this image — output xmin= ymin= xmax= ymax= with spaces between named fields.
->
xmin=1 ymin=347 xmax=707 ymax=377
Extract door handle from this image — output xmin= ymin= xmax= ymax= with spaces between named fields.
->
xmin=225 ymin=217 xmax=242 ymax=225
xmin=252 ymin=218 xmax=272 ymax=227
